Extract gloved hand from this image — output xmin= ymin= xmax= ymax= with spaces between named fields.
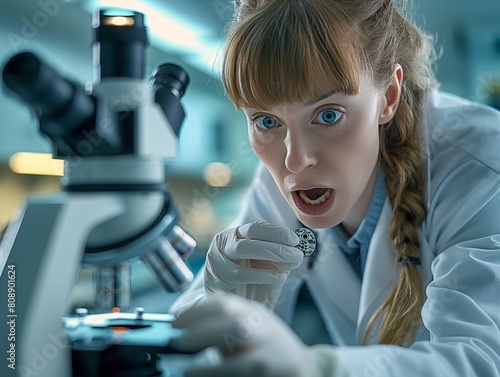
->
xmin=203 ymin=221 xmax=304 ymax=309
xmin=170 ymin=295 xmax=322 ymax=377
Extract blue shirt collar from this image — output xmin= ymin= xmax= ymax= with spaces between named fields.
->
xmin=332 ymin=170 xmax=387 ymax=255
xmin=346 ymin=170 xmax=386 ymax=251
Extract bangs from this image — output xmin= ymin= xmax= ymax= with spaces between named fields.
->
xmin=222 ymin=0 xmax=366 ymax=109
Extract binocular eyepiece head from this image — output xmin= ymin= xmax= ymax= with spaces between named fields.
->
xmin=1 ymin=9 xmax=190 ymax=158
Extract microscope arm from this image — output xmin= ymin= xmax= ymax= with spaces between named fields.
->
xmin=0 ymin=192 xmax=124 ymax=377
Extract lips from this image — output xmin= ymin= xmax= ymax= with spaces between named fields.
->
xmin=292 ymin=187 xmax=335 ymax=216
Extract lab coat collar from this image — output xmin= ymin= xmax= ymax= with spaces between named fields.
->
xmin=293 ymin=199 xmax=399 ymax=345
xmin=355 ymin=198 xmax=400 ymax=344
xmin=309 ymin=228 xmax=362 ymax=322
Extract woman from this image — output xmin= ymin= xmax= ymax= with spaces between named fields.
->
xmin=168 ymin=0 xmax=500 ymax=376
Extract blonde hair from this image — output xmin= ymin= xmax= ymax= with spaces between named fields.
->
xmin=222 ymin=0 xmax=437 ymax=346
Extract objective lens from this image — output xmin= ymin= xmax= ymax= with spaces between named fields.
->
xmin=167 ymin=225 xmax=196 ymax=261
xmin=95 ymin=262 xmax=131 ymax=311
xmin=141 ymin=237 xmax=194 ymax=292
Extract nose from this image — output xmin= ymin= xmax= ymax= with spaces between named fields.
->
xmin=284 ymin=128 xmax=318 ymax=173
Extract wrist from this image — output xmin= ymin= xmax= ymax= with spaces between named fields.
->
xmin=304 ymin=345 xmax=322 ymax=377
xmin=306 ymin=344 xmax=346 ymax=377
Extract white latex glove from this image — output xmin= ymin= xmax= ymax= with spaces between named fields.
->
xmin=170 ymin=294 xmax=322 ymax=377
xmin=203 ymin=221 xmax=304 ymax=309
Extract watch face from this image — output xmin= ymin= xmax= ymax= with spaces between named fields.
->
xmin=294 ymin=228 xmax=316 ymax=257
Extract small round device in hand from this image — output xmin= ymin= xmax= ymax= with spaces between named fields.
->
xmin=294 ymin=228 xmax=316 ymax=257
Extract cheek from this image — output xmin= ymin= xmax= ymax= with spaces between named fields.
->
xmin=331 ymin=127 xmax=378 ymax=165
xmin=357 ymin=125 xmax=380 ymax=156
xmin=331 ymin=120 xmax=380 ymax=188
xmin=248 ymin=128 xmax=284 ymax=164
xmin=251 ymin=144 xmax=283 ymax=172
xmin=345 ymin=114 xmax=380 ymax=154
xmin=350 ymin=132 xmax=379 ymax=179
xmin=249 ymin=134 xmax=267 ymax=159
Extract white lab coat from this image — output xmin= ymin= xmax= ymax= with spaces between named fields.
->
xmin=170 ymin=91 xmax=500 ymax=376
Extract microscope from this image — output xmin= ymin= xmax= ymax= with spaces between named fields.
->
xmin=0 ymin=9 xmax=199 ymax=377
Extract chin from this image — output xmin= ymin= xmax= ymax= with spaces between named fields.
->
xmin=295 ymin=213 xmax=341 ymax=230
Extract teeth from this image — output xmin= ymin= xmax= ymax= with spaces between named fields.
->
xmin=298 ymin=189 xmax=332 ymax=205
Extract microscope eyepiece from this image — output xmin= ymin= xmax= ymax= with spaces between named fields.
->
xmin=2 ymin=52 xmax=87 ymax=120
xmin=151 ymin=63 xmax=190 ymax=136
xmin=3 ymin=52 xmax=40 ymax=87
xmin=151 ymin=63 xmax=190 ymax=99
xmin=94 ymin=10 xmax=150 ymax=80
xmin=2 ymin=51 xmax=98 ymax=155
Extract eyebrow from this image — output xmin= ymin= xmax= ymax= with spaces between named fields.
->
xmin=306 ymin=89 xmax=338 ymax=106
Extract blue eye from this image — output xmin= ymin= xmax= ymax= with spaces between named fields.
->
xmin=254 ymin=116 xmax=279 ymax=130
xmin=315 ymin=109 xmax=343 ymax=125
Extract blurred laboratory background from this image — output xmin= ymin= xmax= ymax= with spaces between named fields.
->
xmin=0 ymin=0 xmax=499 ymax=313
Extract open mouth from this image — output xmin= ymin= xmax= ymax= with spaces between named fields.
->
xmin=297 ymin=188 xmax=333 ymax=205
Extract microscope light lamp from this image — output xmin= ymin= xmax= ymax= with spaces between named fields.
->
xmin=104 ymin=16 xmax=135 ymax=27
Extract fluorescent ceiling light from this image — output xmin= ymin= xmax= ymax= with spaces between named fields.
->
xmin=9 ymin=152 xmax=64 ymax=176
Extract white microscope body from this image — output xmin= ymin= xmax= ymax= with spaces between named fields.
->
xmin=0 ymin=10 xmax=196 ymax=377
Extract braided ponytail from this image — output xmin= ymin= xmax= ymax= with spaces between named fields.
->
xmin=365 ymin=88 xmax=427 ymax=345
xmin=362 ymin=2 xmax=437 ymax=345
